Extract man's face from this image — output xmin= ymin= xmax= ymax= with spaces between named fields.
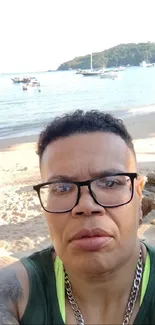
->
xmin=40 ymin=132 xmax=143 ymax=274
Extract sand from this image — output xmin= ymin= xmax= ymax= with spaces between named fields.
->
xmin=0 ymin=112 xmax=155 ymax=261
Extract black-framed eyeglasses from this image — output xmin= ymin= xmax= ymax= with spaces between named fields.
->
xmin=33 ymin=173 xmax=137 ymax=213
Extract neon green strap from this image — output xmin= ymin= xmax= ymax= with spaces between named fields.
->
xmin=54 ymin=252 xmax=150 ymax=321
xmin=140 ymin=252 xmax=150 ymax=305
xmin=54 ymin=256 xmax=65 ymax=323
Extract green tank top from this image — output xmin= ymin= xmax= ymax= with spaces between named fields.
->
xmin=20 ymin=243 xmax=155 ymax=325
xmin=54 ymin=253 xmax=150 ymax=323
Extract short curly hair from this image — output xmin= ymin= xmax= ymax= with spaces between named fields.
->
xmin=37 ymin=109 xmax=135 ymax=162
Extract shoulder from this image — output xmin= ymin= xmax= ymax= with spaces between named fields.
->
xmin=145 ymin=243 xmax=155 ymax=261
xmin=0 ymin=247 xmax=55 ymax=324
xmin=0 ymin=260 xmax=29 ymax=322
xmin=20 ymin=246 xmax=55 ymax=271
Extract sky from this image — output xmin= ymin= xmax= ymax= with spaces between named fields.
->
xmin=0 ymin=0 xmax=155 ymax=73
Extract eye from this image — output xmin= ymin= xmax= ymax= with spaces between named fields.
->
xmin=99 ymin=180 xmax=119 ymax=188
xmin=95 ymin=176 xmax=127 ymax=189
xmin=105 ymin=180 xmax=118 ymax=188
xmin=50 ymin=183 xmax=73 ymax=194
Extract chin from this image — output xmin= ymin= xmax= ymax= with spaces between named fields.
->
xmin=69 ymin=249 xmax=116 ymax=275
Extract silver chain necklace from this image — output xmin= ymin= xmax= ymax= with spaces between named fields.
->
xmin=64 ymin=248 xmax=143 ymax=325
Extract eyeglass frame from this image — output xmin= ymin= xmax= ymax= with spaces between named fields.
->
xmin=33 ymin=173 xmax=138 ymax=214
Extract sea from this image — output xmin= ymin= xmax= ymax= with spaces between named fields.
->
xmin=1 ymin=66 xmax=155 ymax=140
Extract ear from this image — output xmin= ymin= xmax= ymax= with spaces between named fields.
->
xmin=135 ymin=175 xmax=146 ymax=200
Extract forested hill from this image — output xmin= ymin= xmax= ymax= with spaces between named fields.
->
xmin=57 ymin=43 xmax=155 ymax=70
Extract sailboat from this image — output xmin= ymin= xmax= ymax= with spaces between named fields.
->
xmin=82 ymin=53 xmax=102 ymax=76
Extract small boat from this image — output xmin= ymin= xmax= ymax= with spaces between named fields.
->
xmin=82 ymin=53 xmax=103 ymax=77
xmin=28 ymin=78 xmax=40 ymax=87
xmin=22 ymin=85 xmax=28 ymax=91
xmin=11 ymin=77 xmax=21 ymax=83
xmin=140 ymin=61 xmax=155 ymax=68
xmin=76 ymin=69 xmax=83 ymax=74
xmin=100 ymin=71 xmax=119 ymax=79
xmin=103 ymin=66 xmax=125 ymax=73
xmin=114 ymin=66 xmax=125 ymax=72
xmin=22 ymin=78 xmax=41 ymax=91
xmin=11 ymin=76 xmax=37 ymax=84
xmin=11 ymin=76 xmax=33 ymax=84
xmin=82 ymin=70 xmax=102 ymax=76
xmin=146 ymin=63 xmax=155 ymax=67
xmin=140 ymin=61 xmax=147 ymax=68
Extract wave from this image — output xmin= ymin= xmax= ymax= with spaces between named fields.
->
xmin=0 ymin=120 xmax=49 ymax=139
xmin=1 ymin=104 xmax=155 ymax=140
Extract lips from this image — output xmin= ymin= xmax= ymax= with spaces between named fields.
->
xmin=69 ymin=228 xmax=113 ymax=252
xmin=70 ymin=228 xmax=112 ymax=241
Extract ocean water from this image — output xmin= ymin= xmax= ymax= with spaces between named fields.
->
xmin=1 ymin=67 xmax=155 ymax=140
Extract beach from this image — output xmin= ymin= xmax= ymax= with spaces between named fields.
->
xmin=0 ymin=112 xmax=155 ymax=263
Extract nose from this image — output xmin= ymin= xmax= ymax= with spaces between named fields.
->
xmin=71 ymin=186 xmax=106 ymax=217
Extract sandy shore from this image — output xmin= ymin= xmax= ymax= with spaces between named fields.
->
xmin=0 ymin=112 xmax=155 ymax=260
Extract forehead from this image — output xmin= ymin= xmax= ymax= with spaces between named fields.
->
xmin=41 ymin=132 xmax=136 ymax=180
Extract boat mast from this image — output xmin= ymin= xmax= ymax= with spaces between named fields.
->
xmin=90 ymin=53 xmax=93 ymax=71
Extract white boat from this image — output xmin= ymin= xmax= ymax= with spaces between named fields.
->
xmin=22 ymin=78 xmax=41 ymax=91
xmin=82 ymin=53 xmax=102 ymax=76
xmin=140 ymin=61 xmax=154 ymax=68
xmin=76 ymin=69 xmax=83 ymax=74
xmin=82 ymin=70 xmax=102 ymax=76
xmin=100 ymin=71 xmax=119 ymax=79
xmin=140 ymin=61 xmax=147 ymax=68
xmin=22 ymin=85 xmax=28 ymax=91
xmin=12 ymin=76 xmax=32 ymax=84
xmin=28 ymin=78 xmax=40 ymax=87
xmin=114 ymin=66 xmax=125 ymax=72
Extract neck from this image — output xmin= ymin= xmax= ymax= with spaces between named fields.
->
xmin=64 ymin=241 xmax=145 ymax=307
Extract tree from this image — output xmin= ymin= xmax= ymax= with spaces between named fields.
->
xmin=57 ymin=42 xmax=155 ymax=70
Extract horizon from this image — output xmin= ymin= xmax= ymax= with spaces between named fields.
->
xmin=0 ymin=0 xmax=155 ymax=73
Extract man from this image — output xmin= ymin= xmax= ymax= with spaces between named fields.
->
xmin=0 ymin=110 xmax=155 ymax=325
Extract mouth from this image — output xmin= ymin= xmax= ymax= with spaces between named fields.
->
xmin=69 ymin=228 xmax=113 ymax=252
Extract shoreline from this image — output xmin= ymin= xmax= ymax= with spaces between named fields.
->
xmin=0 ymin=111 xmax=155 ymax=175
xmin=1 ymin=110 xmax=155 ymax=150
xmin=1 ymin=111 xmax=155 ymax=157
xmin=0 ymin=111 xmax=155 ymax=181
xmin=0 ymin=134 xmax=38 ymax=151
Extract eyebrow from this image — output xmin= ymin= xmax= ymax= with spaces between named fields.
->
xmin=47 ymin=169 xmax=125 ymax=182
